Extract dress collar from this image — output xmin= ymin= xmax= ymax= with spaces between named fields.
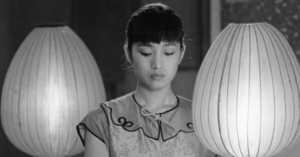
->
xmin=101 ymin=93 xmax=194 ymax=142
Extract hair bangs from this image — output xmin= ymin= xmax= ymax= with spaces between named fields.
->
xmin=130 ymin=23 xmax=183 ymax=45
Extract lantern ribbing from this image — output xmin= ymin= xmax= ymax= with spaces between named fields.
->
xmin=1 ymin=26 xmax=106 ymax=157
xmin=193 ymin=23 xmax=300 ymax=157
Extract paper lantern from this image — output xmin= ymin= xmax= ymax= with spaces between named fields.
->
xmin=1 ymin=25 xmax=106 ymax=157
xmin=192 ymin=23 xmax=300 ymax=157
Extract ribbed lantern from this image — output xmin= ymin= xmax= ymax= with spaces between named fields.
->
xmin=192 ymin=23 xmax=300 ymax=157
xmin=1 ymin=25 xmax=106 ymax=157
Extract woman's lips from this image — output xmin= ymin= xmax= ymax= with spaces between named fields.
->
xmin=150 ymin=73 xmax=165 ymax=80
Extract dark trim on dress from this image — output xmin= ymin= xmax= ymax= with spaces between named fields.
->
xmin=101 ymin=103 xmax=161 ymax=141
xmin=76 ymin=123 xmax=106 ymax=146
xmin=132 ymin=93 xmax=180 ymax=114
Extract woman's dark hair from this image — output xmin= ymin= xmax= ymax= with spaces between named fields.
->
xmin=125 ymin=3 xmax=185 ymax=51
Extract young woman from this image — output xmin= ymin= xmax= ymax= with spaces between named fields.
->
xmin=77 ymin=3 xmax=217 ymax=157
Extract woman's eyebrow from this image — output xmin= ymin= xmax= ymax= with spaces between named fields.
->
xmin=137 ymin=43 xmax=152 ymax=47
xmin=163 ymin=42 xmax=177 ymax=47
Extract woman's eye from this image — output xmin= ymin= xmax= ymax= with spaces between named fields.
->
xmin=165 ymin=52 xmax=174 ymax=56
xmin=140 ymin=52 xmax=151 ymax=56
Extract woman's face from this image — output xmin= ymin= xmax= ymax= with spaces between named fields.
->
xmin=127 ymin=41 xmax=185 ymax=91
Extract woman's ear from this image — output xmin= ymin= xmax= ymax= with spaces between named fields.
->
xmin=123 ymin=45 xmax=132 ymax=64
xmin=178 ymin=44 xmax=186 ymax=64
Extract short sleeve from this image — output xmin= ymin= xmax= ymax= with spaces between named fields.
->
xmin=76 ymin=104 xmax=110 ymax=147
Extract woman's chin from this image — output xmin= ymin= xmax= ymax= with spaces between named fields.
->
xmin=148 ymin=83 xmax=170 ymax=91
xmin=137 ymin=79 xmax=171 ymax=91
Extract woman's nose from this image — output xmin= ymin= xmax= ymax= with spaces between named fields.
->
xmin=152 ymin=54 xmax=162 ymax=70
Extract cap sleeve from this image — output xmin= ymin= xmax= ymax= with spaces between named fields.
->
xmin=76 ymin=104 xmax=110 ymax=146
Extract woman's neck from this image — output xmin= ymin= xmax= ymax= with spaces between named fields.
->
xmin=133 ymin=85 xmax=177 ymax=113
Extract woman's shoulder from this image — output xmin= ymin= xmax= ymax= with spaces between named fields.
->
xmin=177 ymin=95 xmax=192 ymax=105
xmin=97 ymin=93 xmax=139 ymax=123
xmin=103 ymin=93 xmax=133 ymax=107
xmin=176 ymin=95 xmax=192 ymax=112
xmin=84 ymin=93 xmax=134 ymax=119
xmin=102 ymin=93 xmax=135 ymax=113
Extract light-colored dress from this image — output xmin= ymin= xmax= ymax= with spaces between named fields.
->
xmin=77 ymin=93 xmax=209 ymax=157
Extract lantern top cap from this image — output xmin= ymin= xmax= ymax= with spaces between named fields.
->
xmin=228 ymin=22 xmax=269 ymax=26
xmin=37 ymin=23 xmax=68 ymax=28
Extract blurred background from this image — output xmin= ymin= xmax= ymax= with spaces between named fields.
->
xmin=0 ymin=0 xmax=299 ymax=156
